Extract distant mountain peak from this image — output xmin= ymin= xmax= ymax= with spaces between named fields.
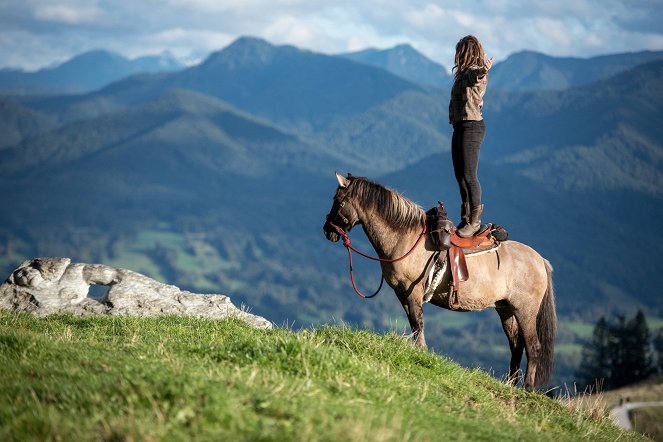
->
xmin=57 ymin=50 xmax=126 ymax=69
xmin=339 ymin=43 xmax=450 ymax=88
xmin=231 ymin=36 xmax=273 ymax=49
xmin=490 ymin=48 xmax=663 ymax=91
xmin=390 ymin=43 xmax=418 ymax=54
xmin=384 ymin=43 xmax=421 ymax=55
xmin=0 ymin=48 xmax=185 ymax=95
xmin=510 ymin=49 xmax=544 ymax=57
xmin=202 ymin=36 xmax=287 ymax=69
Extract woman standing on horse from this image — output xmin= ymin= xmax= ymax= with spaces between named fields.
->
xmin=449 ymin=35 xmax=493 ymax=237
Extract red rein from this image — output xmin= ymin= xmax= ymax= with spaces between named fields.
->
xmin=329 ymin=221 xmax=427 ymax=298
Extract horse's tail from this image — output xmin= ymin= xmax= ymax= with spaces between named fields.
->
xmin=535 ymin=259 xmax=557 ymax=387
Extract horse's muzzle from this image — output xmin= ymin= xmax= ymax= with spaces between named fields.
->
xmin=323 ymin=219 xmax=340 ymax=242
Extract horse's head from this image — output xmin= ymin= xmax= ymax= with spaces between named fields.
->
xmin=323 ymin=172 xmax=360 ymax=242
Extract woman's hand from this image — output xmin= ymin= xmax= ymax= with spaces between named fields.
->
xmin=484 ymin=56 xmax=494 ymax=71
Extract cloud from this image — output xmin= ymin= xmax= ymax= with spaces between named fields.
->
xmin=0 ymin=0 xmax=661 ymax=70
xmin=33 ymin=2 xmax=103 ymax=25
xmin=142 ymin=28 xmax=235 ymax=63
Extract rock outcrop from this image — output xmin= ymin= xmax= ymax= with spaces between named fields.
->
xmin=0 ymin=257 xmax=272 ymax=329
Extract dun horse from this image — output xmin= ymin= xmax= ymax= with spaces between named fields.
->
xmin=323 ymin=173 xmax=556 ymax=390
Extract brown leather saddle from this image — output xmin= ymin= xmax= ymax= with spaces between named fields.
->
xmin=448 ymin=225 xmax=499 ymax=304
xmin=426 ymin=223 xmax=502 ymax=309
xmin=451 ymin=224 xmax=496 ymax=250
xmin=424 ymin=202 xmax=507 ymax=307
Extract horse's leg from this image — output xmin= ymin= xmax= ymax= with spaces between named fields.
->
xmin=398 ymin=288 xmax=426 ymax=349
xmin=496 ymin=306 xmax=524 ymax=386
xmin=513 ymin=310 xmax=541 ymax=391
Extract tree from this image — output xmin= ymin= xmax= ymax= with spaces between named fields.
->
xmin=653 ymin=327 xmax=663 ymax=374
xmin=610 ymin=310 xmax=654 ymax=389
xmin=576 ymin=316 xmax=611 ymax=389
xmin=576 ymin=310 xmax=655 ymax=390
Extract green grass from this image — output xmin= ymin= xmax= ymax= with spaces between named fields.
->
xmin=107 ymin=252 xmax=168 ymax=282
xmin=565 ymin=321 xmax=595 ymax=339
xmin=108 ymin=228 xmax=239 ymax=292
xmin=129 ymin=229 xmax=186 ymax=252
xmin=555 ymin=343 xmax=583 ymax=357
xmin=0 ymin=312 xmax=645 ymax=441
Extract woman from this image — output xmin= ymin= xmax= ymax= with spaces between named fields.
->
xmin=449 ymin=35 xmax=493 ymax=237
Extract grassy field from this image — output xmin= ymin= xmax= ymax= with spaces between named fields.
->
xmin=0 ymin=312 xmax=646 ymax=441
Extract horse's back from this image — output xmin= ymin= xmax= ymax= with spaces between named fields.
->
xmin=450 ymin=240 xmax=548 ymax=307
xmin=494 ymin=240 xmax=549 ymax=302
xmin=499 ymin=240 xmax=546 ymax=265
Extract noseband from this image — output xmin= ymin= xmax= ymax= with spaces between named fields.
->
xmin=326 ymin=187 xmax=352 ymax=229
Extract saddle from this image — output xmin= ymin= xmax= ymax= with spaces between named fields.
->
xmin=425 ymin=203 xmax=507 ymax=308
xmin=447 ymin=226 xmax=499 ymax=304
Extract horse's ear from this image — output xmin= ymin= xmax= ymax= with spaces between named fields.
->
xmin=335 ymin=171 xmax=350 ymax=188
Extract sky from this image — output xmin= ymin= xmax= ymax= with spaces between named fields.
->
xmin=1 ymin=0 xmax=662 ymax=71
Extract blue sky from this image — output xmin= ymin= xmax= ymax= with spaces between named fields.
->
xmin=1 ymin=0 xmax=662 ymax=71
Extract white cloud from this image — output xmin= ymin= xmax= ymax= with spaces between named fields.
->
xmin=263 ymin=15 xmax=319 ymax=48
xmin=0 ymin=0 xmax=661 ymax=70
xmin=141 ymin=28 xmax=235 ymax=64
xmin=33 ymin=3 xmax=103 ymax=24
xmin=0 ymin=30 xmax=69 ymax=71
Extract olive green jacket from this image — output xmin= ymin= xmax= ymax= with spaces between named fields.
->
xmin=448 ymin=65 xmax=488 ymax=124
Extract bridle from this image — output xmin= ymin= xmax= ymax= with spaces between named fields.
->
xmin=325 ymin=183 xmax=427 ymax=298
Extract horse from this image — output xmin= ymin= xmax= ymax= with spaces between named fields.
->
xmin=323 ymin=172 xmax=556 ymax=391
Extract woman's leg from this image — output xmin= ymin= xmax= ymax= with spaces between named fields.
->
xmin=459 ymin=120 xmax=485 ymax=208
xmin=451 ymin=126 xmax=471 ymax=227
xmin=451 ymin=127 xmax=469 ymax=204
xmin=456 ymin=120 xmax=486 ymax=237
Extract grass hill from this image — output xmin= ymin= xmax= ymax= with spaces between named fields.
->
xmin=0 ymin=311 xmax=645 ymax=441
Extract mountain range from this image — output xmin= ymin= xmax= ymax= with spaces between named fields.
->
xmin=339 ymin=43 xmax=452 ymax=89
xmin=1 ymin=36 xmax=661 ymax=385
xmin=0 ymin=50 xmax=184 ymax=96
xmin=489 ymin=49 xmax=663 ymax=91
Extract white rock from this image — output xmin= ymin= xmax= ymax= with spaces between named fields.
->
xmin=0 ymin=257 xmax=272 ymax=329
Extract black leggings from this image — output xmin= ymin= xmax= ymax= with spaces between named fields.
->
xmin=451 ymin=120 xmax=485 ymax=208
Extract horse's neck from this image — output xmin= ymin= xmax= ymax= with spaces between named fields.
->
xmin=359 ymin=208 xmax=410 ymax=259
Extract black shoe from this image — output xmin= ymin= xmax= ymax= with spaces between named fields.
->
xmin=456 ymin=202 xmax=470 ymax=230
xmin=457 ymin=204 xmax=484 ymax=237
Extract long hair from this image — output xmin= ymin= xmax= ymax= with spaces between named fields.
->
xmin=535 ymin=259 xmax=557 ymax=386
xmin=347 ymin=177 xmax=425 ymax=231
xmin=452 ymin=35 xmax=485 ymax=81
